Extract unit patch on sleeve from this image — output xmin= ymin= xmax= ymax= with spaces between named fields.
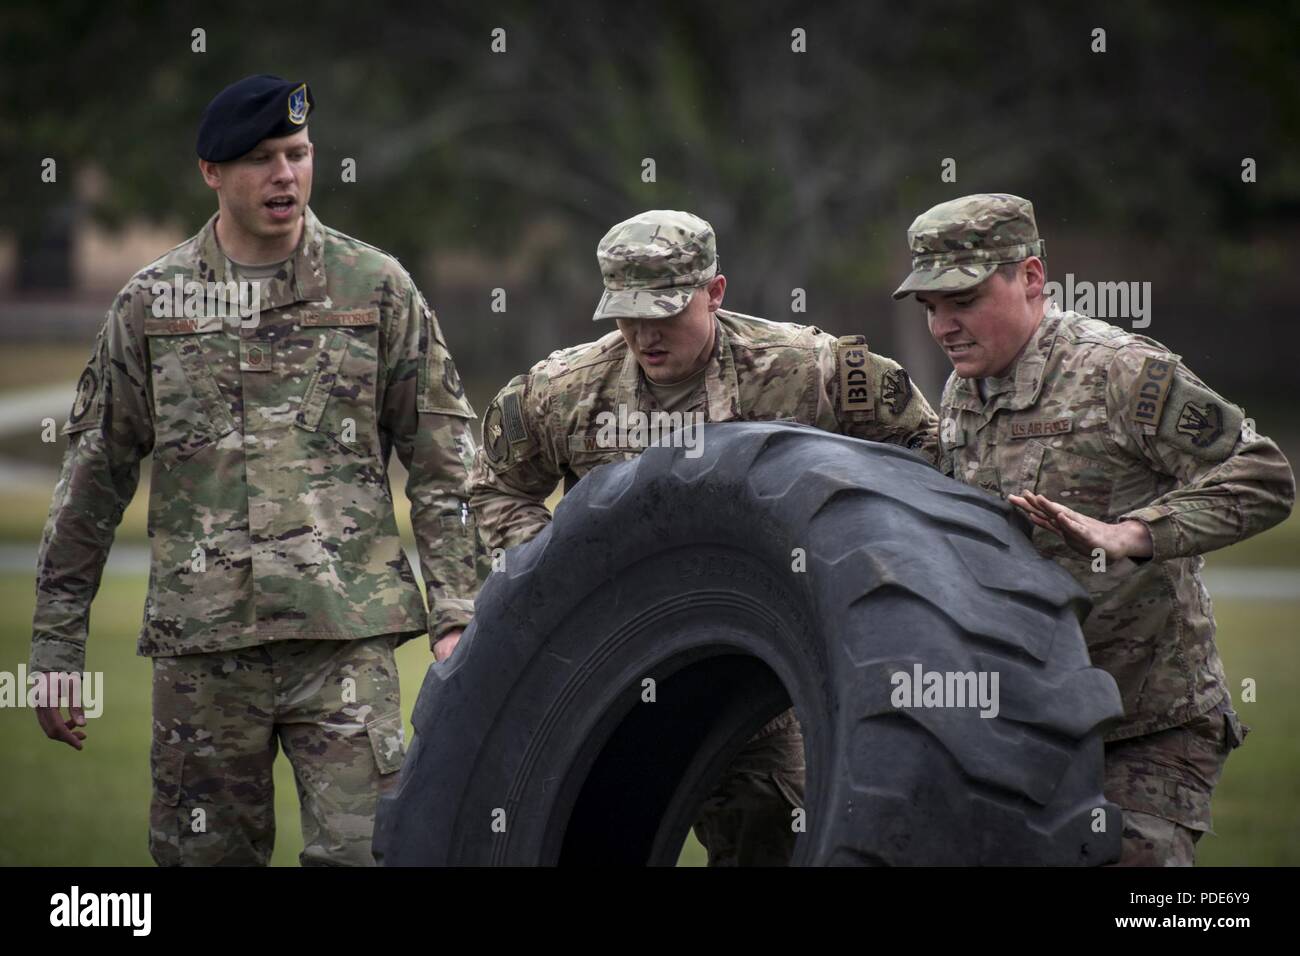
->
xmin=837 ymin=336 xmax=874 ymax=414
xmin=69 ymin=367 xmax=98 ymax=424
xmin=1131 ymin=356 xmax=1175 ymax=429
xmin=1155 ymin=371 xmax=1243 ymax=460
xmin=441 ymin=357 xmax=465 ymax=399
xmin=1175 ymin=401 xmax=1224 ymax=448
xmin=483 ymin=399 xmax=507 ymax=465
xmin=881 ymin=368 xmax=913 ymax=415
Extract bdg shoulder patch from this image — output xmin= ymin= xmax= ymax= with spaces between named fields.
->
xmin=837 ymin=335 xmax=874 ymax=415
xmin=1129 ymin=356 xmax=1176 ymax=430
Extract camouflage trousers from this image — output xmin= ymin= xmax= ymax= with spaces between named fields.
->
xmin=693 ymin=707 xmax=805 ymax=866
xmin=148 ymin=636 xmax=405 ymax=867
xmin=1105 ymin=696 xmax=1247 ymax=866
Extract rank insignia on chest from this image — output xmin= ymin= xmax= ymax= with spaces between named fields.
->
xmin=1009 ymin=417 xmax=1073 ymax=439
xmin=1176 ymin=400 xmax=1224 ymax=448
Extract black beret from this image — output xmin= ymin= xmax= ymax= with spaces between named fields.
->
xmin=196 ymin=74 xmax=314 ymax=162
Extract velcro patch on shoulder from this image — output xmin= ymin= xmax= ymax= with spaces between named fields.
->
xmin=1130 ymin=356 xmax=1176 ymax=429
xmin=416 ymin=302 xmax=474 ymax=418
xmin=502 ymin=391 xmax=528 ymax=443
xmin=1157 ymin=373 xmax=1243 ymax=461
xmin=64 ymin=333 xmax=108 ymax=435
xmin=482 ymin=399 xmax=507 ymax=465
xmin=837 ymin=335 xmax=874 ymax=414
xmin=880 ymin=367 xmax=913 ymax=416
xmin=64 ymin=366 xmax=100 ymax=434
xmin=482 ymin=388 xmax=533 ymax=468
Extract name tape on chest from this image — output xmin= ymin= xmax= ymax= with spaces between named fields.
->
xmin=838 ymin=337 xmax=874 ymax=413
xmin=1009 ymin=417 xmax=1073 ymax=439
xmin=568 ymin=433 xmax=641 ymax=454
xmin=300 ymin=309 xmax=380 ymax=327
xmin=1132 ymin=357 xmax=1175 ymax=428
xmin=144 ymin=315 xmax=225 ymax=336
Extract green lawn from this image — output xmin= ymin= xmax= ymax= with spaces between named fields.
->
xmin=0 ymin=562 xmax=1292 ymax=865
xmin=0 ymin=563 xmax=706 ymax=865
xmin=1195 ymin=600 xmax=1300 ymax=865
xmin=0 ymin=567 xmax=708 ymax=866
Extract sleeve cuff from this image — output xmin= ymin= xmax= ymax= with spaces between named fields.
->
xmin=1119 ymin=506 xmax=1179 ymax=561
xmin=29 ymin=638 xmax=87 ymax=675
xmin=429 ymin=598 xmax=475 ymax=643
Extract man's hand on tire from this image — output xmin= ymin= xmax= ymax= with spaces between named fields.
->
xmin=433 ymin=628 xmax=464 ymax=662
xmin=1011 ymin=490 xmax=1153 ymax=561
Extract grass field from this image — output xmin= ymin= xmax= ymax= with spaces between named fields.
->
xmin=0 ymin=567 xmax=715 ymax=866
xmin=0 ymin=528 xmax=1296 ymax=865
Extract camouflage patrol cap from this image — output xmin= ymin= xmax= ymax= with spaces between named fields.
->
xmin=892 ymin=193 xmax=1045 ymax=300
xmin=593 ymin=210 xmax=718 ymax=320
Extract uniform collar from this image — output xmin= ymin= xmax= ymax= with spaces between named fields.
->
xmin=704 ymin=315 xmax=741 ymax=421
xmin=615 ymin=315 xmax=740 ymax=422
xmin=192 ymin=205 xmax=329 ymax=313
xmin=949 ymin=304 xmax=1063 ymax=416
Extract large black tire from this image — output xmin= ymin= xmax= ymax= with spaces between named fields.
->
xmin=375 ymin=423 xmax=1124 ymax=865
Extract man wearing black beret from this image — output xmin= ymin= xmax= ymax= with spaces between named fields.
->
xmin=30 ymin=74 xmax=481 ymax=866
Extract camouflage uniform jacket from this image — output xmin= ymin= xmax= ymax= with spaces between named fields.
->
xmin=938 ymin=306 xmax=1294 ymax=741
xmin=30 ymin=208 xmax=479 ymax=674
xmin=470 ymin=309 xmax=939 ymax=551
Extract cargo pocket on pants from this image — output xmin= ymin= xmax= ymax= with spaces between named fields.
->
xmin=366 ymin=711 xmax=406 ymax=794
xmin=148 ymin=740 xmax=185 ymax=867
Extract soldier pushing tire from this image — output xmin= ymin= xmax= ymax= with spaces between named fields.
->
xmin=374 ymin=423 xmax=1125 ymax=866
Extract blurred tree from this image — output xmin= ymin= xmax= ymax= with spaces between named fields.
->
xmin=1 ymin=0 xmax=1297 ymax=395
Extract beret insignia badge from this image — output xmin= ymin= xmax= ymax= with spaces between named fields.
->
xmin=288 ymin=83 xmax=309 ymax=125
